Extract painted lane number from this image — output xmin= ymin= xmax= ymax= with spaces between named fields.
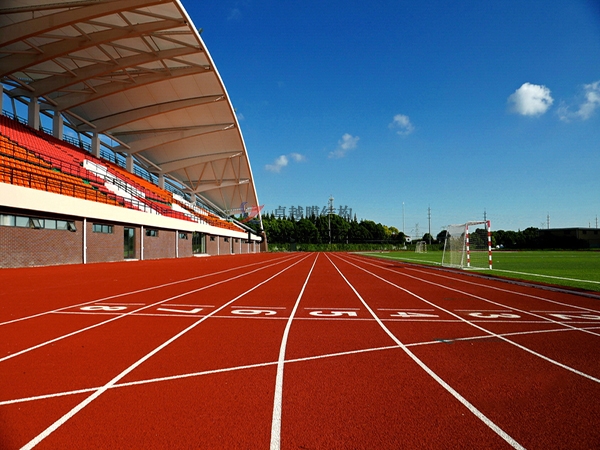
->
xmin=468 ymin=312 xmax=521 ymax=319
xmin=309 ymin=310 xmax=358 ymax=317
xmin=81 ymin=305 xmax=128 ymax=311
xmin=231 ymin=309 xmax=278 ymax=316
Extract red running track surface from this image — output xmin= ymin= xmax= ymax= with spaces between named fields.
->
xmin=1 ymin=252 xmax=599 ymax=449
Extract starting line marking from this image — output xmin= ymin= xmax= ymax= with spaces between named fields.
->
xmin=67 ymin=304 xmax=600 ymax=322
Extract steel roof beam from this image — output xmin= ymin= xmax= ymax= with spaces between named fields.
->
xmin=0 ymin=17 xmax=185 ymax=77
xmin=11 ymin=46 xmax=200 ymax=99
xmin=114 ymin=123 xmax=233 ymax=154
xmin=78 ymin=95 xmax=222 ymax=132
xmin=0 ymin=0 xmax=168 ymax=48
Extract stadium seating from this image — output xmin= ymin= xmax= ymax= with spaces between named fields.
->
xmin=0 ymin=115 xmax=243 ymax=232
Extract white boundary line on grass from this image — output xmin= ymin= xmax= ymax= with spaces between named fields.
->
xmin=492 ymin=269 xmax=600 ymax=285
xmin=326 ymin=254 xmax=526 ymax=450
xmin=20 ymin=254 xmax=312 ymax=450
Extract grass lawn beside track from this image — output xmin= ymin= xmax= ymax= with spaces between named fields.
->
xmin=362 ymin=250 xmax=600 ymax=293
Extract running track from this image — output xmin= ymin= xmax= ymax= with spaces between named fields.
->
xmin=1 ymin=252 xmax=599 ymax=449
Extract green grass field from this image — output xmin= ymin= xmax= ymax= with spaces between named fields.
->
xmin=363 ymin=250 xmax=600 ymax=292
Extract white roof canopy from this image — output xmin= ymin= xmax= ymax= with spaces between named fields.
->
xmin=0 ymin=0 xmax=260 ymax=216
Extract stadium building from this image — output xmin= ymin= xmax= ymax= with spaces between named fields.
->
xmin=0 ymin=0 xmax=265 ymax=268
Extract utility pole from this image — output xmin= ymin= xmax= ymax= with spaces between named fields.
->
xmin=328 ymin=195 xmax=334 ymax=245
xmin=427 ymin=206 xmax=431 ymax=244
xmin=547 ymin=213 xmax=550 ymax=229
xmin=402 ymin=202 xmax=405 ymax=235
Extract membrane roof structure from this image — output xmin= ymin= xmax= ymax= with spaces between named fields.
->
xmin=0 ymin=0 xmax=260 ymax=218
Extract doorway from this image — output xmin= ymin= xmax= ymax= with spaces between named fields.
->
xmin=124 ymin=227 xmax=135 ymax=259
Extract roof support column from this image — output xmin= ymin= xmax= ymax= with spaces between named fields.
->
xmin=126 ymin=154 xmax=134 ymax=173
xmin=28 ymin=96 xmax=40 ymax=130
xmin=190 ymin=192 xmax=196 ymax=203
xmin=52 ymin=112 xmax=63 ymax=140
xmin=91 ymin=133 xmax=101 ymax=158
xmin=158 ymin=173 xmax=165 ymax=189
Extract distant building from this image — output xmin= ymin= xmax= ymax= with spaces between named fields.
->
xmin=538 ymin=228 xmax=600 ymax=249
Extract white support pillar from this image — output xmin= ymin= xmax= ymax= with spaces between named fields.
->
xmin=28 ymin=96 xmax=40 ymax=130
xmin=52 ymin=112 xmax=63 ymax=140
xmin=158 ymin=173 xmax=165 ymax=189
xmin=91 ymin=133 xmax=101 ymax=158
xmin=83 ymin=218 xmax=87 ymax=264
xmin=140 ymin=225 xmax=144 ymax=260
xmin=190 ymin=192 xmax=196 ymax=204
xmin=126 ymin=154 xmax=134 ymax=173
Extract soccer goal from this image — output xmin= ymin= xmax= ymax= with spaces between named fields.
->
xmin=442 ymin=221 xmax=492 ymax=269
xmin=415 ymin=241 xmax=427 ymax=253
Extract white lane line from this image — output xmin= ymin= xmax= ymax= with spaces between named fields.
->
xmin=6 ymin=324 xmax=600 ymax=408
xmin=337 ymin=254 xmax=600 ymax=384
xmin=351 ymin=254 xmax=600 ymax=338
xmin=0 ymin=255 xmax=303 ymax=363
xmin=400 ymin=261 xmax=600 ymax=313
xmin=327 ymin=254 xmax=526 ymax=450
xmin=0 ymin=254 xmax=299 ymax=327
xmin=20 ymin=254 xmax=311 ymax=450
xmin=270 ymin=254 xmax=319 ymax=450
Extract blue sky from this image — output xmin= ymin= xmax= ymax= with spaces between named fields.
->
xmin=187 ymin=0 xmax=600 ymax=237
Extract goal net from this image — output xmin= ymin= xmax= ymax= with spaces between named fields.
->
xmin=442 ymin=221 xmax=492 ymax=269
xmin=415 ymin=241 xmax=427 ymax=253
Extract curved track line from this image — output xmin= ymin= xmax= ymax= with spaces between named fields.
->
xmin=326 ymin=254 xmax=526 ymax=450
xmin=0 ymin=254 xmax=298 ymax=327
xmin=5 ymin=324 xmax=600 ymax=408
xmin=364 ymin=254 xmax=600 ymax=313
xmin=21 ymin=254 xmax=312 ymax=449
xmin=335 ymin=254 xmax=600 ymax=384
xmin=269 ymin=253 xmax=319 ymax=450
xmin=349 ymin=254 xmax=600 ymax=338
xmin=0 ymin=255 xmax=303 ymax=363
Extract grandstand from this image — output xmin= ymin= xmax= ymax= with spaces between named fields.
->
xmin=0 ymin=0 xmax=265 ymax=268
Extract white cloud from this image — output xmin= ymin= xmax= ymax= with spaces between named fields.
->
xmin=329 ymin=133 xmax=359 ymax=159
xmin=289 ymin=152 xmax=306 ymax=162
xmin=558 ymin=80 xmax=600 ymax=122
xmin=508 ymin=82 xmax=554 ymax=116
xmin=265 ymin=153 xmax=306 ymax=173
xmin=389 ymin=114 xmax=415 ymax=135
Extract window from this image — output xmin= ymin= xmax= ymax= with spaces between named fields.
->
xmin=93 ymin=223 xmax=113 ymax=234
xmin=0 ymin=214 xmax=75 ymax=231
xmin=179 ymin=232 xmax=188 ymax=240
xmin=210 ymin=236 xmax=215 ymax=241
xmin=224 ymin=237 xmax=229 ymax=242
xmin=0 ymin=214 xmax=15 ymax=227
xmin=15 ymin=216 xmax=29 ymax=227
xmin=146 ymin=228 xmax=158 ymax=237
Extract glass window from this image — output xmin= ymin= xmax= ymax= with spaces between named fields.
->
xmin=0 ymin=214 xmax=15 ymax=226
xmin=179 ymin=232 xmax=188 ymax=240
xmin=93 ymin=224 xmax=112 ymax=234
xmin=15 ymin=216 xmax=29 ymax=227
xmin=45 ymin=219 xmax=57 ymax=229
xmin=56 ymin=220 xmax=68 ymax=230
xmin=146 ymin=228 xmax=158 ymax=237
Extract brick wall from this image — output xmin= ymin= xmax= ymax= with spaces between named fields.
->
xmin=0 ymin=218 xmax=83 ymax=268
